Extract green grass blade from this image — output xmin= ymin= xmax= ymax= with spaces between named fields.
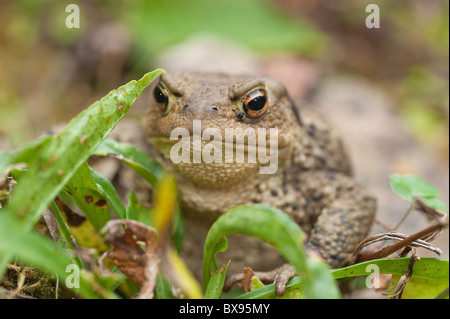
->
xmin=0 ymin=213 xmax=110 ymax=298
xmin=0 ymin=151 xmax=15 ymax=178
xmin=49 ymin=201 xmax=84 ymax=270
xmin=0 ymin=136 xmax=53 ymax=179
xmin=238 ymin=257 xmax=449 ymax=299
xmin=64 ymin=162 xmax=111 ymax=232
xmin=0 ymin=213 xmax=71 ymax=275
xmin=332 ymin=257 xmax=449 ymax=283
xmin=125 ymin=190 xmax=151 ymax=223
xmin=90 ymin=167 xmax=126 ymax=219
xmin=237 ymin=276 xmax=303 ymax=299
xmin=0 ymin=69 xmax=164 ymax=276
xmin=204 ymin=260 xmax=230 ymax=299
xmin=94 ymin=139 xmax=185 ymax=252
xmin=5 ymin=69 xmax=164 ymax=225
xmin=202 ymin=204 xmax=340 ymax=299
xmin=155 ymin=273 xmax=175 ymax=299
xmin=94 ymin=138 xmax=165 ymax=186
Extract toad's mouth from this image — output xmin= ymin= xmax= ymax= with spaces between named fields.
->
xmin=149 ymin=135 xmax=284 ymax=160
xmin=149 ymin=134 xmax=285 ymax=178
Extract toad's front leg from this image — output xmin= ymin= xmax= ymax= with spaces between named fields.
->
xmin=224 ymin=171 xmax=376 ymax=295
xmin=304 ymin=171 xmax=376 ymax=268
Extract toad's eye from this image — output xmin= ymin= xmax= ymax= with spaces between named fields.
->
xmin=243 ymin=89 xmax=268 ymax=118
xmin=153 ymin=84 xmax=169 ymax=113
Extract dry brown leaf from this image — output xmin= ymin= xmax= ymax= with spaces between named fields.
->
xmin=102 ymin=219 xmax=161 ymax=298
xmin=414 ymin=197 xmax=447 ymax=226
xmin=237 ymin=267 xmax=256 ymax=292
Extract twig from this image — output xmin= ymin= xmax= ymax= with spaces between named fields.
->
xmin=393 ymin=204 xmax=413 ymax=231
xmin=383 ymin=253 xmax=420 ymax=299
xmin=48 ymin=201 xmax=84 ymax=270
xmin=6 ymin=176 xmax=15 ymax=200
xmin=374 ymin=218 xmax=393 ymax=232
xmin=49 ymin=201 xmax=79 ymax=251
xmin=42 ymin=208 xmax=60 ymax=243
xmin=355 ymin=219 xmax=448 ymax=263
xmin=348 ymin=216 xmax=448 ymax=264
xmin=435 ymin=287 xmax=449 ymax=299
xmin=414 ymin=197 xmax=447 ymax=225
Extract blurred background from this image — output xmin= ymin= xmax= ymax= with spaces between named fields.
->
xmin=0 ymin=0 xmax=448 ymax=257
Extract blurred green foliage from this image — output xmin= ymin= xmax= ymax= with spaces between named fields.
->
xmin=0 ymin=0 xmax=448 ymax=158
xmin=0 ymin=0 xmax=325 ymax=148
xmin=0 ymin=0 xmax=449 ymax=296
xmin=13 ymin=0 xmax=325 ymax=54
xmin=121 ymin=0 xmax=325 ymax=56
xmin=399 ymin=66 xmax=448 ymax=147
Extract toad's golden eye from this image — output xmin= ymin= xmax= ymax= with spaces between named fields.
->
xmin=153 ymin=84 xmax=169 ymax=113
xmin=243 ymin=89 xmax=268 ymax=118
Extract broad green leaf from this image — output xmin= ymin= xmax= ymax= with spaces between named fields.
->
xmin=421 ymin=197 xmax=448 ymax=213
xmin=390 ymin=177 xmax=413 ymax=202
xmin=244 ymin=274 xmax=304 ymax=299
xmin=332 ymin=258 xmax=448 ymax=283
xmin=390 ymin=275 xmax=448 ymax=299
xmin=237 ymin=276 xmax=302 ymax=299
xmin=389 ymin=174 xmax=447 ymax=212
xmin=202 ymin=204 xmax=340 ymax=299
xmin=390 ymin=174 xmax=440 ymax=202
xmin=239 ymin=258 xmax=448 ymax=299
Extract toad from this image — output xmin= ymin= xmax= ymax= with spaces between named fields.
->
xmin=113 ymin=71 xmax=376 ymax=292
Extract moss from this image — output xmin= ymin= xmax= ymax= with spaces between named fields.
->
xmin=1 ymin=263 xmax=74 ymax=299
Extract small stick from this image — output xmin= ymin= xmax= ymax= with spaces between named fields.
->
xmin=384 ymin=253 xmax=420 ymax=299
xmin=356 ymin=218 xmax=448 ymax=263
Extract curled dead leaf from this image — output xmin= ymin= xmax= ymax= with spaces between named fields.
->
xmin=384 ymin=254 xmax=420 ymax=299
xmin=101 ymin=219 xmax=161 ymax=298
xmin=414 ymin=197 xmax=447 ymax=226
xmin=238 ymin=267 xmax=255 ymax=292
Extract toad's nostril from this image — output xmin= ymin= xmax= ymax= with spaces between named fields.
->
xmin=210 ymin=106 xmax=218 ymax=112
xmin=183 ymin=104 xmax=189 ymax=111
